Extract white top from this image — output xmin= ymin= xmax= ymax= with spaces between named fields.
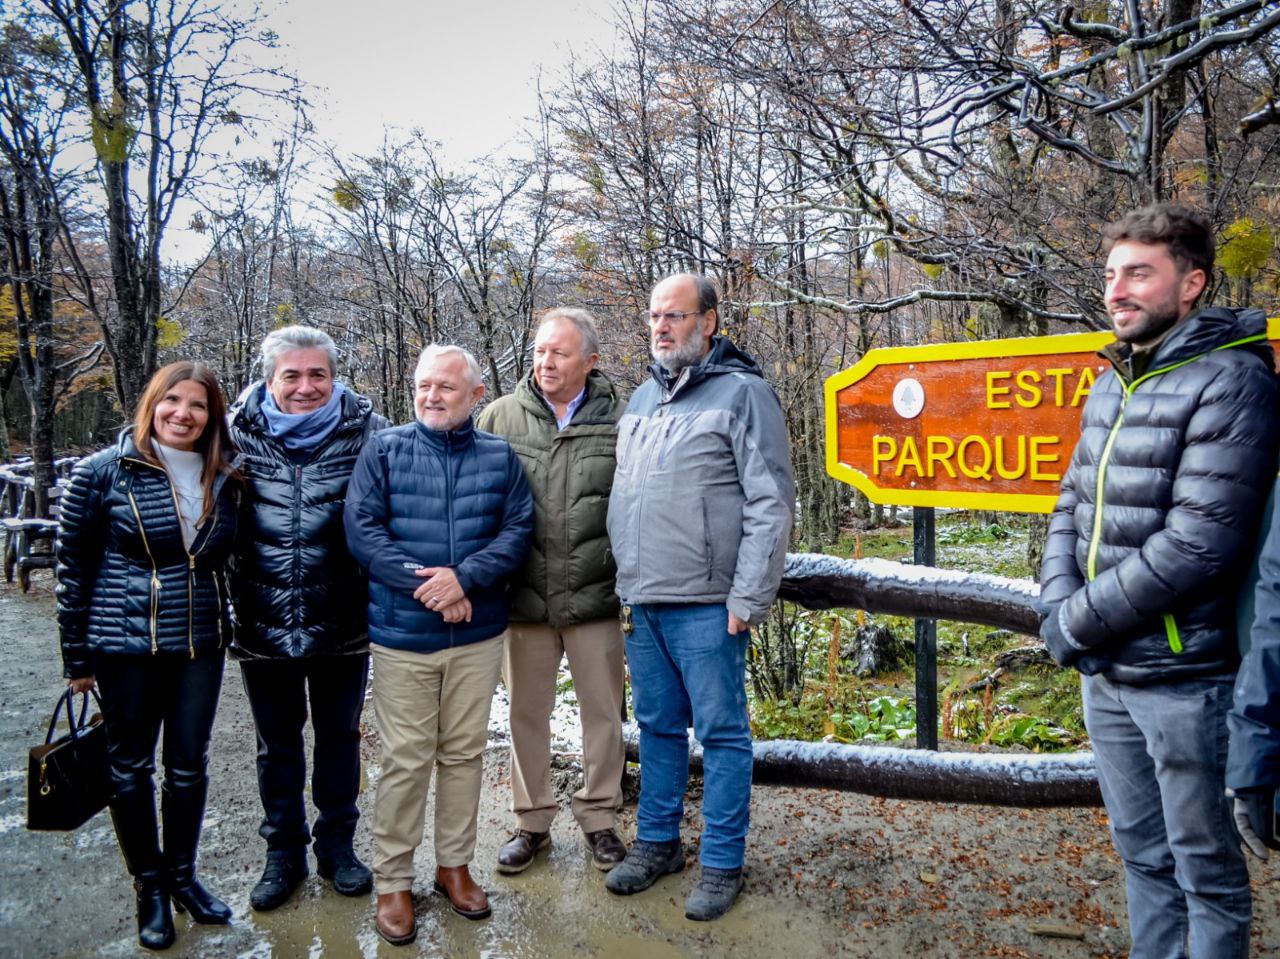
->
xmin=154 ymin=442 xmax=204 ymax=550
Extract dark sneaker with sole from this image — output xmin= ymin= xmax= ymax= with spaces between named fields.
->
xmin=317 ymin=849 xmax=373 ymax=896
xmin=496 ymin=830 xmax=551 ymax=875
xmin=250 ymin=853 xmax=308 ymax=911
xmin=604 ymin=839 xmax=684 ymax=895
xmin=584 ymin=828 xmax=627 ymax=871
xmin=685 ymin=866 xmax=744 ymax=921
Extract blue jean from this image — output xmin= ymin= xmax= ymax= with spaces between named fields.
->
xmin=626 ymin=603 xmax=752 ymax=870
xmin=1083 ymin=673 xmax=1251 ymax=959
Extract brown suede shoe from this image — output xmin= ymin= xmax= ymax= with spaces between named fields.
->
xmin=433 ymin=865 xmax=491 ymax=920
xmin=375 ymin=891 xmax=416 ymax=946
xmin=584 ymin=828 xmax=627 ymax=871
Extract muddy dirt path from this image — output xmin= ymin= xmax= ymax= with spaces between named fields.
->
xmin=1 ymin=574 xmax=1277 ymax=957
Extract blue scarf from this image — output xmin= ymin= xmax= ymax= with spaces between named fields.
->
xmin=260 ymin=381 xmax=347 ymax=451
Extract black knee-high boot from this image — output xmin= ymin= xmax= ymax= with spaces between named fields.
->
xmin=110 ymin=787 xmax=175 ymax=951
xmin=162 ymin=770 xmax=231 ymax=924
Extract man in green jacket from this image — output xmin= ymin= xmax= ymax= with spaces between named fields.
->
xmin=476 ymin=308 xmax=628 ymax=874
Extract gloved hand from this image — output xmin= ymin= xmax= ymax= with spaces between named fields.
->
xmin=1041 ymin=605 xmax=1083 ymax=668
xmin=1226 ymin=787 xmax=1275 ymax=860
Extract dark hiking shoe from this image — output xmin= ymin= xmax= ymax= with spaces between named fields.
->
xmin=250 ymin=853 xmax=308 ymax=911
xmin=685 ymin=866 xmax=744 ymax=921
xmin=604 ymin=839 xmax=684 ymax=895
xmin=317 ymin=848 xmax=373 ymax=896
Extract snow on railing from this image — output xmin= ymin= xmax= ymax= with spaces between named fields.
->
xmin=672 ymin=552 xmax=1104 ymax=806
xmin=778 ymin=552 xmax=1039 ymax=635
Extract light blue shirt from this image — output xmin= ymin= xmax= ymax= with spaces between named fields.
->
xmin=543 ymin=387 xmax=586 ymax=431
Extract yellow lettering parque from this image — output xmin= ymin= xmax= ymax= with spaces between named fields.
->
xmin=872 ymin=434 xmax=1062 ymax=483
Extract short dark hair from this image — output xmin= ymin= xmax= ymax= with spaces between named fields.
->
xmin=1102 ymin=203 xmax=1214 ymax=277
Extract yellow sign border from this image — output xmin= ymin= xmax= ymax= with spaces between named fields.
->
xmin=823 ymin=331 xmax=1115 ymax=514
xmin=825 ymin=321 xmax=1280 ymax=514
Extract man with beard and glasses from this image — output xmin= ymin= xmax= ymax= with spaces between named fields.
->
xmin=604 ymin=273 xmax=794 ymax=921
xmin=1039 ymin=203 xmax=1280 ymax=959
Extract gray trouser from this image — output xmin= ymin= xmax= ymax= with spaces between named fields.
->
xmin=1083 ymin=673 xmax=1251 ymax=959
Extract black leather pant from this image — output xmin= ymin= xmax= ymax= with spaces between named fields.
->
xmin=92 ymin=651 xmax=224 ymax=880
xmin=240 ymin=653 xmax=369 ymax=861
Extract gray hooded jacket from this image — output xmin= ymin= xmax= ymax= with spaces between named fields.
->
xmin=607 ymin=336 xmax=795 ymax=625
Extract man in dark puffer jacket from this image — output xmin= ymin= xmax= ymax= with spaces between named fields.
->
xmin=229 ymin=325 xmax=389 ymax=911
xmin=1039 ymin=204 xmax=1280 ymax=959
xmin=345 ymin=344 xmax=533 ymax=945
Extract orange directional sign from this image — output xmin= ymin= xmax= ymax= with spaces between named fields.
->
xmin=825 ymin=324 xmax=1280 ymax=514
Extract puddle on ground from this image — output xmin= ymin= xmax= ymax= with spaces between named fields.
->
xmin=99 ymin=842 xmax=847 ymax=958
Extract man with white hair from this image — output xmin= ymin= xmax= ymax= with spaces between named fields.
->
xmin=345 ymin=344 xmax=533 ymax=945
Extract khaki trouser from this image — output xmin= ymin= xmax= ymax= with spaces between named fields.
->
xmin=503 ymin=619 xmax=625 ymax=833
xmin=370 ymin=637 xmax=503 ymax=893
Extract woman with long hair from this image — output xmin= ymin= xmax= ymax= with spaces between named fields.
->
xmin=57 ymin=362 xmax=241 ymax=950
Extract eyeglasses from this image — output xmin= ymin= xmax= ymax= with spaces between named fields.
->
xmin=646 ymin=310 xmax=707 ymax=324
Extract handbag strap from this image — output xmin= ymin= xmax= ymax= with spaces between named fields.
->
xmin=44 ymin=688 xmax=103 ymax=745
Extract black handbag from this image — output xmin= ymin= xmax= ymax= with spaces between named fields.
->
xmin=27 ymin=688 xmax=111 ymax=831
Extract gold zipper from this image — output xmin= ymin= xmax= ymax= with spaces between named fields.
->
xmin=127 ymin=454 xmax=221 ymax=659
xmin=213 ymin=568 xmax=224 ymax=648
xmin=126 ymin=489 xmax=161 ymax=653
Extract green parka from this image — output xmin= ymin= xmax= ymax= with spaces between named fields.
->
xmin=476 ymin=369 xmax=624 ymax=627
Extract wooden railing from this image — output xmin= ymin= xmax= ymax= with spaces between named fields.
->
xmin=0 ymin=457 xmax=78 ymax=592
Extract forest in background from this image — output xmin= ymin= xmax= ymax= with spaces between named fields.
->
xmin=3 ymin=0 xmax=1279 ymax=747
xmin=3 ymin=0 xmax=1279 ymax=540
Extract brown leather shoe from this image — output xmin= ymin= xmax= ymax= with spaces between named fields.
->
xmin=496 ymin=829 xmax=551 ymax=875
xmin=433 ymin=865 xmax=491 ymax=920
xmin=375 ymin=891 xmax=416 ymax=946
xmin=584 ymin=828 xmax=627 ymax=871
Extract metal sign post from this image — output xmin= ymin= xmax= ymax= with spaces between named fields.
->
xmin=913 ymin=507 xmax=938 ymax=749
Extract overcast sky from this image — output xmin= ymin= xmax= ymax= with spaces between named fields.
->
xmin=266 ymin=0 xmax=619 ymax=162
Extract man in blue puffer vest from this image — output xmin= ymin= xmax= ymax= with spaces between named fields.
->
xmin=344 ymin=344 xmax=533 ymax=946
xmin=1039 ymin=204 xmax=1280 ymax=959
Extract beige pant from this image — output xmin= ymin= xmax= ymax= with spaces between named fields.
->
xmin=370 ymin=637 xmax=503 ymax=893
xmin=503 ymin=619 xmax=625 ymax=833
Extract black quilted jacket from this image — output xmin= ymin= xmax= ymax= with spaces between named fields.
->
xmin=1040 ymin=307 xmax=1280 ymax=685
xmin=227 ymin=384 xmax=388 ymax=659
xmin=57 ymin=433 xmax=240 ymax=679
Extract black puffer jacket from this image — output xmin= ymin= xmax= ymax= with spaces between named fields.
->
xmin=228 ymin=384 xmax=389 ymax=659
xmin=1040 ymin=307 xmax=1280 ymax=685
xmin=57 ymin=433 xmax=240 ymax=679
